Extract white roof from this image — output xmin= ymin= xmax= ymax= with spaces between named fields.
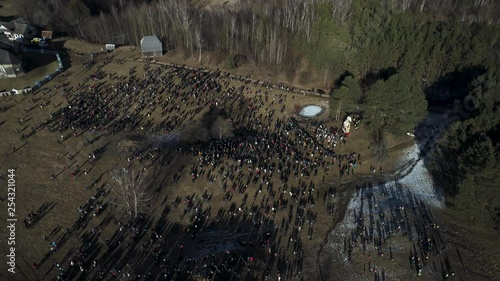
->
xmin=140 ymin=35 xmax=162 ymax=52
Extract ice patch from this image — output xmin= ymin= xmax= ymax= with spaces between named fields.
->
xmin=396 ymin=143 xmax=444 ymax=208
xmin=298 ymin=105 xmax=323 ymax=118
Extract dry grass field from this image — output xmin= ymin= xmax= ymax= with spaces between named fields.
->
xmin=0 ymin=39 xmax=498 ymax=281
xmin=0 ymin=41 xmax=410 ymax=280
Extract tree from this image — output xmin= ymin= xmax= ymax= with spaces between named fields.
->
xmin=330 ymin=75 xmax=362 ymax=119
xmin=332 ymin=0 xmax=353 ymax=24
xmin=445 ymin=137 xmax=500 ymax=227
xmin=212 ymin=116 xmax=232 ymax=139
xmin=195 ymin=10 xmax=204 ymax=63
xmin=195 ymin=28 xmax=203 ymax=63
xmin=364 ymin=72 xmax=427 ymax=134
xmin=108 ymin=169 xmax=152 ymax=219
xmin=429 ymin=68 xmax=500 ymax=228
xmin=68 ymin=0 xmax=91 ymax=38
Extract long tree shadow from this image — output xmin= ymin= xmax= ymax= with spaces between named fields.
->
xmin=425 ymin=65 xmax=486 ymax=107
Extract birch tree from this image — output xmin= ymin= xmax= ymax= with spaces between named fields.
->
xmin=195 ymin=11 xmax=204 ymax=62
xmin=332 ymin=0 xmax=352 ymax=24
xmin=195 ymin=28 xmax=203 ymax=63
xmin=230 ymin=16 xmax=238 ymax=54
xmin=108 ymin=169 xmax=152 ymax=219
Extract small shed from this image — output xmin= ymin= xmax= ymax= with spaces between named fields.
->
xmin=105 ymin=44 xmax=115 ymax=51
xmin=140 ymin=36 xmax=162 ymax=57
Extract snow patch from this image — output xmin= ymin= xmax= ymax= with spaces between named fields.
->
xmin=396 ymin=143 xmax=444 ymax=208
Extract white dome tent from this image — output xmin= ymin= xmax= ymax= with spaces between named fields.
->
xmin=342 ymin=116 xmax=352 ymax=134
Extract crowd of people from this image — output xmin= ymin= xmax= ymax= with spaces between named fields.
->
xmin=6 ymin=53 xmax=404 ymax=281
xmin=341 ymin=181 xmax=453 ymax=280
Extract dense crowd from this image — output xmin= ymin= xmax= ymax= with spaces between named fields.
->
xmin=12 ymin=56 xmax=370 ymax=281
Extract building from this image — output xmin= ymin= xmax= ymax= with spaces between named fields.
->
xmin=41 ymin=30 xmax=53 ymax=40
xmin=105 ymin=44 xmax=116 ymax=51
xmin=140 ymin=36 xmax=162 ymax=57
xmin=0 ymin=48 xmax=24 ymax=79
xmin=0 ymin=18 xmax=37 ymax=42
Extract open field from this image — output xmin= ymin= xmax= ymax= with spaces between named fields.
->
xmin=0 ymin=39 xmax=498 ymax=281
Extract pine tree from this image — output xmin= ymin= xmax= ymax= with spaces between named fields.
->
xmin=330 ymin=75 xmax=362 ymax=118
xmin=364 ymin=72 xmax=427 ymax=134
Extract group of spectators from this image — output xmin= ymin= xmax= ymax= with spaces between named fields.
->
xmin=10 ymin=54 xmax=370 ymax=281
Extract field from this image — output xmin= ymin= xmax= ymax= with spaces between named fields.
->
xmin=0 ymin=39 xmax=498 ymax=281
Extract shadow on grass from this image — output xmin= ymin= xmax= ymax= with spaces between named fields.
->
xmin=0 ymin=53 xmax=58 ymax=90
xmin=23 ymin=53 xmax=56 ymax=72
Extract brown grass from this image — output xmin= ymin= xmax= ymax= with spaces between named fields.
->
xmin=1 ymin=38 xmax=496 ymax=281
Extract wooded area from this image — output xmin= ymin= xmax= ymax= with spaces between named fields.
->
xmin=430 ymin=70 xmax=500 ymax=229
xmin=17 ymin=0 xmax=500 ymax=228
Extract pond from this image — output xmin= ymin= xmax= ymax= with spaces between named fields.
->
xmin=298 ymin=105 xmax=324 ymax=118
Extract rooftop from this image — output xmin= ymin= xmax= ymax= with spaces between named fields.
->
xmin=0 ymin=48 xmax=20 ymax=65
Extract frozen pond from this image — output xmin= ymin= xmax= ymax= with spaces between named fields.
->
xmin=298 ymin=105 xmax=323 ymax=118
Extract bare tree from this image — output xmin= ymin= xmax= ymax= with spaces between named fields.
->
xmin=230 ymin=16 xmax=237 ymax=54
xmin=211 ymin=114 xmax=232 ymax=139
xmin=332 ymin=0 xmax=353 ymax=24
xmin=195 ymin=10 xmax=204 ymax=63
xmin=108 ymin=169 xmax=152 ymax=219
xmin=175 ymin=0 xmax=193 ymax=52
xmin=420 ymin=0 xmax=427 ymax=13
xmin=195 ymin=28 xmax=203 ymax=63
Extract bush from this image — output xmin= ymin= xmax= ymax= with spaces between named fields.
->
xmin=225 ymin=54 xmax=237 ymax=69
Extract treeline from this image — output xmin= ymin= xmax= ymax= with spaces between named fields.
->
xmin=18 ymin=0 xmax=500 ymax=72
xmin=20 ymin=0 xmax=317 ymax=70
xmin=430 ymin=68 xmax=500 ymax=229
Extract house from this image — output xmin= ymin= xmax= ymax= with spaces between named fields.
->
xmin=0 ymin=18 xmax=37 ymax=42
xmin=0 ymin=48 xmax=24 ymax=79
xmin=140 ymin=36 xmax=162 ymax=57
